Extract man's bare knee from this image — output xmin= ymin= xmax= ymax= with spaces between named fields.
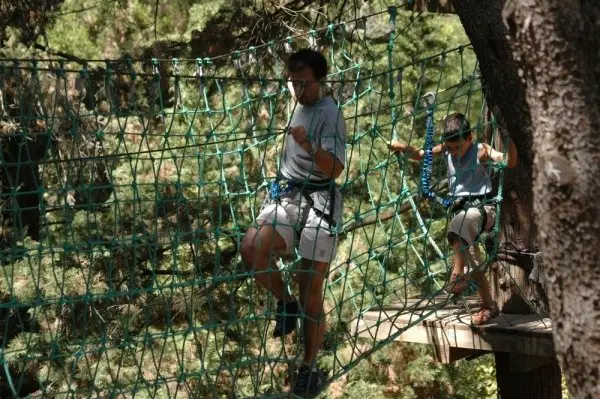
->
xmin=241 ymin=227 xmax=274 ymax=268
xmin=240 ymin=228 xmax=259 ymax=269
xmin=241 ymin=224 xmax=286 ymax=269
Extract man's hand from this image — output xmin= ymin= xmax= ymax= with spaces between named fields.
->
xmin=389 ymin=140 xmax=407 ymax=153
xmin=289 ymin=124 xmax=344 ymax=178
xmin=290 ymin=126 xmax=313 ymax=153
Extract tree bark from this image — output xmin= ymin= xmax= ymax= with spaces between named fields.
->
xmin=1 ymin=138 xmax=44 ymax=242
xmin=451 ymin=1 xmax=561 ymax=397
xmin=502 ymin=1 xmax=600 ymax=398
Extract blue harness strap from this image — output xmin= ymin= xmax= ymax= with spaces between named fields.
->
xmin=269 ymin=178 xmax=296 ymax=200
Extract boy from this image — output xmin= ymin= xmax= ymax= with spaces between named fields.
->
xmin=240 ymin=48 xmax=346 ymax=397
xmin=390 ymin=112 xmax=517 ymax=325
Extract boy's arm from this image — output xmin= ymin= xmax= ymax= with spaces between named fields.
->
xmin=480 ymin=138 xmax=518 ymax=168
xmin=390 ymin=140 xmax=444 ymax=160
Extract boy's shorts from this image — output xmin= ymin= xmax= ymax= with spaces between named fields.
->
xmin=256 ymin=197 xmax=338 ymax=263
xmin=448 ymin=205 xmax=496 ymax=246
xmin=448 ymin=205 xmax=496 ymax=270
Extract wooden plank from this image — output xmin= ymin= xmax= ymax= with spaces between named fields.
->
xmin=353 ymin=317 xmax=555 ymax=357
xmin=379 ymin=295 xmax=480 ymax=312
xmin=363 ymin=310 xmax=551 ymax=335
xmin=352 ymin=299 xmax=555 ymax=358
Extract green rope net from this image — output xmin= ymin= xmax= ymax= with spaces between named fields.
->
xmin=0 ymin=7 xmax=508 ymax=398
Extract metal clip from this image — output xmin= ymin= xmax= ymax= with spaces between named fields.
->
xmin=284 ymin=37 xmax=293 ymax=54
xmin=308 ymin=31 xmax=317 ymax=49
xmin=248 ymin=47 xmax=257 ymax=65
xmin=233 ymin=58 xmax=242 ymax=70
xmin=172 ymin=59 xmax=180 ymax=76
xmin=196 ymin=61 xmax=204 ymax=92
xmin=422 ymin=92 xmax=435 ymax=108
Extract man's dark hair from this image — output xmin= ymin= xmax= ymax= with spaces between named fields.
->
xmin=441 ymin=112 xmax=472 ymax=142
xmin=287 ymin=48 xmax=328 ymax=80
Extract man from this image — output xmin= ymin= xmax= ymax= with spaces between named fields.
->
xmin=391 ymin=112 xmax=517 ymax=325
xmin=240 ymin=48 xmax=346 ymax=398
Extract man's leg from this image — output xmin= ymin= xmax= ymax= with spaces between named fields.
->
xmin=241 ymin=202 xmax=303 ymax=337
xmin=240 ymin=223 xmax=294 ymax=302
xmin=292 ymin=210 xmax=336 ymax=397
xmin=297 ymin=259 xmax=329 ymax=366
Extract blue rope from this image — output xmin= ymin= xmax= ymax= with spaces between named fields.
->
xmin=420 ymin=106 xmax=453 ymax=208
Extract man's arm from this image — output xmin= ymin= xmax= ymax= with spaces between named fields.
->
xmin=390 ymin=140 xmax=444 ymax=160
xmin=480 ymin=138 xmax=518 ymax=168
xmin=310 ymin=146 xmax=344 ymax=179
xmin=290 ymin=126 xmax=344 ymax=179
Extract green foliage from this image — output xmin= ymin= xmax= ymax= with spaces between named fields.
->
xmin=187 ymin=2 xmax=223 ymax=34
xmin=40 ymin=0 xmax=210 ymax=59
xmin=317 ymin=343 xmax=498 ymax=399
xmin=453 ymin=355 xmax=498 ymax=399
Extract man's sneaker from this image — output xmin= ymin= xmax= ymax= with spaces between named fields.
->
xmin=273 ymin=300 xmax=299 ymax=338
xmin=292 ymin=366 xmax=328 ymax=398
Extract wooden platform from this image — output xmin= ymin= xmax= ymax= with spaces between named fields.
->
xmin=352 ymin=295 xmax=555 ymax=368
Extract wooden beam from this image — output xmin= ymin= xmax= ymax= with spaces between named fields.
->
xmin=434 ymin=346 xmax=487 ymax=363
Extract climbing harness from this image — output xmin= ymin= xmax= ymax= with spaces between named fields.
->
xmin=269 ymin=176 xmax=337 ymax=230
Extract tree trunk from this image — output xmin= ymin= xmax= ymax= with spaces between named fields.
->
xmin=1 ymin=137 xmax=44 ymax=243
xmin=502 ymin=1 xmax=600 ymax=398
xmin=451 ymin=1 xmax=562 ymax=397
xmin=495 ymin=352 xmax=562 ymax=399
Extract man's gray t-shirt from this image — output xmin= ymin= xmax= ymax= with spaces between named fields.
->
xmin=279 ymin=96 xmax=346 ymax=223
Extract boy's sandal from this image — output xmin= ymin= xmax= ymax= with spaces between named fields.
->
xmin=447 ymin=273 xmax=470 ymax=295
xmin=471 ymin=303 xmax=500 ymax=325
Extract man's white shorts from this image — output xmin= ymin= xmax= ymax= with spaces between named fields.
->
xmin=256 ymin=197 xmax=338 ymax=263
